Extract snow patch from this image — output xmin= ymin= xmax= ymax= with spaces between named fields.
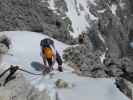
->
xmin=48 ymin=0 xmax=56 ymax=10
xmin=47 ymin=0 xmax=60 ymax=15
xmin=110 ymin=4 xmax=117 ymax=15
xmin=97 ymin=9 xmax=106 ymax=13
xmin=100 ymin=52 xmax=106 ymax=64
xmin=64 ymin=0 xmax=98 ymax=38
xmin=119 ymin=0 xmax=125 ymax=9
xmin=98 ymin=33 xmax=105 ymax=44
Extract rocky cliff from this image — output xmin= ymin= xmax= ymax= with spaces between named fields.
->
xmin=0 ymin=0 xmax=75 ymax=44
xmin=0 ymin=69 xmax=50 ymax=100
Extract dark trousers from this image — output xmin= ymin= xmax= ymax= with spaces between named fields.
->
xmin=46 ymin=51 xmax=62 ymax=67
xmin=56 ymin=51 xmax=62 ymax=65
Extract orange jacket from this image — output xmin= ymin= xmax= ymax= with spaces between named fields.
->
xmin=42 ymin=47 xmax=55 ymax=59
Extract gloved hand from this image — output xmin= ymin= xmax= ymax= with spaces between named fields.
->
xmin=42 ymin=67 xmax=50 ymax=75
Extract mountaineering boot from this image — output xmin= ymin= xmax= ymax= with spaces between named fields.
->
xmin=58 ymin=65 xmax=63 ymax=72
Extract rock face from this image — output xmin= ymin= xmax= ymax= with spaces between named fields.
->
xmin=63 ymin=46 xmax=133 ymax=80
xmin=0 ymin=70 xmax=50 ymax=100
xmin=63 ymin=46 xmax=133 ymax=100
xmin=0 ymin=0 xmax=75 ymax=44
xmin=0 ymin=35 xmax=11 ymax=54
xmin=78 ymin=0 xmax=133 ymax=59
xmin=56 ymin=0 xmax=133 ymax=59
xmin=115 ymin=78 xmax=133 ymax=100
xmin=95 ymin=0 xmax=130 ymax=58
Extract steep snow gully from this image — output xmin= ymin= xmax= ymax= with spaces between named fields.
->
xmin=0 ymin=31 xmax=130 ymax=100
xmin=64 ymin=0 xmax=98 ymax=37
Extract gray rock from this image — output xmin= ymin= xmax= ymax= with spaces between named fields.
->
xmin=0 ymin=35 xmax=11 ymax=54
xmin=93 ymin=0 xmax=132 ymax=58
xmin=106 ymin=65 xmax=124 ymax=77
xmin=115 ymin=78 xmax=133 ymax=100
xmin=0 ymin=69 xmax=50 ymax=100
xmin=63 ymin=46 xmax=108 ymax=77
xmin=0 ymin=35 xmax=11 ymax=48
xmin=0 ymin=0 xmax=75 ymax=44
xmin=63 ymin=45 xmax=133 ymax=80
xmin=0 ymin=43 xmax=9 ymax=54
xmin=121 ymin=57 xmax=133 ymax=73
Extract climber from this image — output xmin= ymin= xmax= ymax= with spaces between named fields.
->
xmin=40 ymin=38 xmax=63 ymax=72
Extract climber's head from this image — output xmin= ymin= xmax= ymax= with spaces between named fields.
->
xmin=40 ymin=38 xmax=54 ymax=48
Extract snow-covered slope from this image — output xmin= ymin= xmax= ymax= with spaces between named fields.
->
xmin=1 ymin=31 xmax=68 ymax=69
xmin=64 ymin=0 xmax=98 ymax=37
xmin=0 ymin=31 xmax=129 ymax=100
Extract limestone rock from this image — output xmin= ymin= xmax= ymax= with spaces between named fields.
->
xmin=0 ymin=69 xmax=50 ymax=100
xmin=0 ymin=43 xmax=9 ymax=54
xmin=115 ymin=78 xmax=133 ymax=100
xmin=55 ymin=79 xmax=69 ymax=88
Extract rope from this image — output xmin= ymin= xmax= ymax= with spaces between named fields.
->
xmin=0 ymin=66 xmax=43 ymax=79
xmin=18 ymin=68 xmax=42 ymax=75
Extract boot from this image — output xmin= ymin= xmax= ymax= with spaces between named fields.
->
xmin=58 ymin=65 xmax=63 ymax=72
